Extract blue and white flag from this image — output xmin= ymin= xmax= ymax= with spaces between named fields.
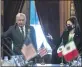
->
xmin=30 ymin=1 xmax=52 ymax=53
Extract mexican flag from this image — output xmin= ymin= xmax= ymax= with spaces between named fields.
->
xmin=57 ymin=45 xmax=64 ymax=57
xmin=62 ymin=40 xmax=79 ymax=62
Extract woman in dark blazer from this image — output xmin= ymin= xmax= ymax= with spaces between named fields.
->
xmin=51 ymin=17 xmax=81 ymax=64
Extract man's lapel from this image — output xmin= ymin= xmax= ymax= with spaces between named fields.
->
xmin=16 ymin=26 xmax=24 ymax=40
xmin=25 ymin=25 xmax=28 ymax=39
xmin=15 ymin=25 xmax=29 ymax=40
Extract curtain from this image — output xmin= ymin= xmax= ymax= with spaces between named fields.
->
xmin=74 ymin=1 xmax=82 ymax=39
xmin=74 ymin=0 xmax=82 ymax=30
xmin=35 ymin=1 xmax=60 ymax=49
xmin=4 ymin=0 xmax=25 ymax=31
xmin=74 ymin=0 xmax=82 ymax=55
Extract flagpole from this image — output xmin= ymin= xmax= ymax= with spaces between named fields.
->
xmin=41 ymin=56 xmax=45 ymax=65
xmin=60 ymin=56 xmax=64 ymax=67
xmin=61 ymin=56 xmax=63 ymax=63
xmin=68 ymin=61 xmax=72 ymax=67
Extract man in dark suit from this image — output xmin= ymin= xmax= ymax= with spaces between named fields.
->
xmin=2 ymin=13 xmax=31 ymax=55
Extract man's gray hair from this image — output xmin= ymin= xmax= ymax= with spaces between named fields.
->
xmin=16 ymin=13 xmax=26 ymax=22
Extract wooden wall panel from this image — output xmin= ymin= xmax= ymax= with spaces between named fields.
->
xmin=22 ymin=1 xmax=30 ymax=25
xmin=59 ymin=1 xmax=71 ymax=36
xmin=59 ymin=1 xmax=65 ymax=36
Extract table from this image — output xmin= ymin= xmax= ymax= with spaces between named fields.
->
xmin=33 ymin=63 xmax=69 ymax=67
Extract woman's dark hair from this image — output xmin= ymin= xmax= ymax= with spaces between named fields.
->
xmin=66 ymin=17 xmax=77 ymax=25
xmin=66 ymin=17 xmax=80 ymax=32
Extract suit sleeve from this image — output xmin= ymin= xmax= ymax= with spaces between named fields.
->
xmin=1 ymin=26 xmax=12 ymax=38
xmin=74 ymin=30 xmax=81 ymax=53
xmin=56 ymin=31 xmax=65 ymax=48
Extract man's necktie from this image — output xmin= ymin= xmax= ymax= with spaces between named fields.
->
xmin=20 ymin=27 xmax=24 ymax=38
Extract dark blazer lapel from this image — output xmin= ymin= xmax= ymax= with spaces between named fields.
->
xmin=25 ymin=25 xmax=28 ymax=39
